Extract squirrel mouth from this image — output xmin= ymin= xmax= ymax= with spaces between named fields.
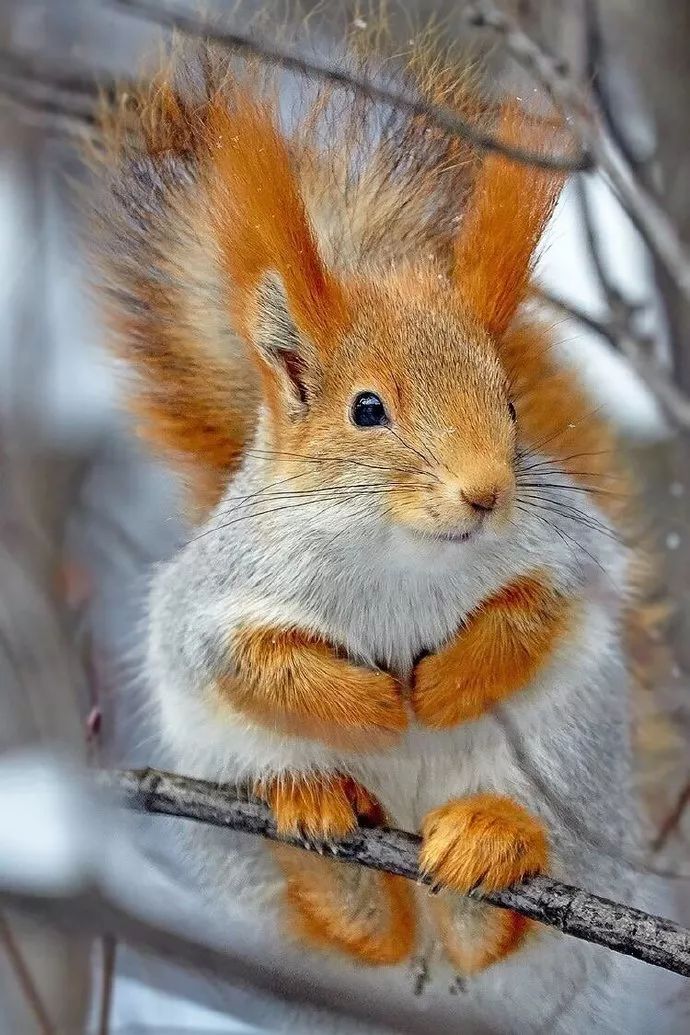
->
xmin=415 ymin=528 xmax=475 ymax=545
xmin=435 ymin=530 xmax=473 ymax=544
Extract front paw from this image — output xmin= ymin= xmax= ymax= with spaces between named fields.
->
xmin=256 ymin=773 xmax=383 ymax=839
xmin=420 ymin=794 xmax=548 ymax=894
xmin=411 ymin=650 xmax=482 ymax=728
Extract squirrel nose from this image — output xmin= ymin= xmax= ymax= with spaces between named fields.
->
xmin=460 ymin=486 xmax=499 ymax=513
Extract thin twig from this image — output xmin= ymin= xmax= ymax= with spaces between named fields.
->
xmin=574 ymin=174 xmax=641 ymax=324
xmin=98 ymin=935 xmax=117 ymax=1035
xmin=99 ymin=767 xmax=690 ymax=980
xmin=106 ymin=0 xmax=589 ymax=173
xmin=465 ymin=1 xmax=690 ymax=303
xmin=653 ymin=782 xmax=690 ymax=854
xmin=0 ymin=49 xmax=105 ymax=132
xmin=0 ymin=910 xmax=55 ymax=1035
xmin=582 ymin=0 xmax=657 ymax=186
xmin=538 ymin=289 xmax=690 ymax=429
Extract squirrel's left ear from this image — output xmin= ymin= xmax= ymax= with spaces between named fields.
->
xmin=454 ymin=103 xmax=565 ymax=338
xmin=206 ymin=92 xmax=347 ymax=413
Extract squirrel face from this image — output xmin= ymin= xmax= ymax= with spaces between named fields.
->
xmin=248 ymin=268 xmax=518 ymax=546
xmin=201 ymin=91 xmax=564 ymax=535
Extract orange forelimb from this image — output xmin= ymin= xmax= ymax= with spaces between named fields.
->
xmin=255 ymin=771 xmax=384 ymax=838
xmin=412 ymin=571 xmax=573 ymax=728
xmin=217 ymin=625 xmax=407 ymax=748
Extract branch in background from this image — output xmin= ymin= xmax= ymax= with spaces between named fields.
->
xmin=653 ymin=782 xmax=690 ymax=854
xmin=581 ymin=0 xmax=686 ymax=386
xmin=469 ymin=0 xmax=690 ymax=426
xmin=0 ymin=49 xmax=105 ymax=133
xmin=582 ymin=0 xmax=658 ymax=189
xmin=99 ymin=767 xmax=690 ymax=980
xmin=465 ymin=1 xmax=690 ymax=306
xmin=106 ymin=0 xmax=588 ymax=173
xmin=538 ymin=289 xmax=690 ymax=429
xmin=574 ymin=174 xmax=643 ymax=326
xmin=0 ymin=911 xmax=55 ymax=1035
xmin=97 ymin=935 xmax=116 ymax=1035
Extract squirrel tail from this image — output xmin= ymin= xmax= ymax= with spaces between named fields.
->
xmin=90 ymin=64 xmax=260 ymax=517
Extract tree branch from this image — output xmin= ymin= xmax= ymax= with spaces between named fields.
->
xmin=465 ymin=1 xmax=690 ymax=306
xmin=652 ymin=781 xmax=690 ymax=854
xmin=106 ymin=0 xmax=589 ymax=173
xmin=98 ymin=767 xmax=690 ymax=980
xmin=0 ymin=911 xmax=56 ymax=1035
xmin=0 ymin=48 xmax=105 ymax=133
xmin=538 ymin=289 xmax=690 ymax=430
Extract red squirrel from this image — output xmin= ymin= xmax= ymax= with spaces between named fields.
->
xmin=91 ymin=26 xmax=641 ymax=1008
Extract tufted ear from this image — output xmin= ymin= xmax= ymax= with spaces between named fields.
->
xmin=207 ymin=91 xmax=348 ymax=367
xmin=454 ymin=103 xmax=565 ymax=338
xmin=248 ymin=272 xmax=323 ymax=416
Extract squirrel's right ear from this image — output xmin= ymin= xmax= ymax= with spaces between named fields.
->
xmin=206 ymin=93 xmax=348 ymax=414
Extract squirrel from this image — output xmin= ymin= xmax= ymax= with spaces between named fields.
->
xmin=89 ymin=21 xmax=656 ymax=1027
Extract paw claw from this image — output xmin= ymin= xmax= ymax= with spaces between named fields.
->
xmin=420 ymin=795 xmax=548 ymax=895
xmin=256 ymin=774 xmax=384 ymax=841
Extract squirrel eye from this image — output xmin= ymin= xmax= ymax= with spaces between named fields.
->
xmin=508 ymin=401 xmax=517 ymax=423
xmin=351 ymin=392 xmax=389 ymax=428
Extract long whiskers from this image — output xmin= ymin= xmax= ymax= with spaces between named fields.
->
xmin=514 ymin=503 xmax=608 ymax=576
xmin=244 ymin=446 xmax=431 ymax=479
xmin=385 ymin=427 xmax=440 ymax=476
xmin=514 ymin=405 xmax=606 ymax=465
xmin=518 ymin=479 xmax=628 ymax=500
xmin=187 ymin=483 xmax=425 ymax=544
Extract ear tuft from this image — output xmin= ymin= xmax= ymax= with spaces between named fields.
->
xmin=454 ymin=103 xmax=565 ymax=337
xmin=206 ymin=91 xmax=348 ymax=349
xmin=251 ymin=273 xmax=320 ymax=414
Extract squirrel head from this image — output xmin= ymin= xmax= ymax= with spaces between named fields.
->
xmin=208 ymin=94 xmax=563 ymax=545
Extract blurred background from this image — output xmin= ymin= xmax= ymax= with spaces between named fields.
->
xmin=1 ymin=0 xmax=690 ymax=1031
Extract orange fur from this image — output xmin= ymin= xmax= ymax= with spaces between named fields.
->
xmin=256 ymin=772 xmax=381 ymax=838
xmin=502 ymin=322 xmax=628 ymax=518
xmin=278 ymin=846 xmax=416 ymax=965
xmin=216 ymin=625 xmax=407 ymax=749
xmin=412 ymin=572 xmax=574 ymax=728
xmin=258 ymin=773 xmax=416 ymax=965
xmin=421 ymin=794 xmax=547 ymax=970
xmin=95 ymin=77 xmax=260 ymax=517
xmin=206 ymin=94 xmax=349 ymax=347
xmin=111 ymin=294 xmax=255 ymax=517
xmin=420 ymin=794 xmax=548 ymax=893
xmin=430 ymin=894 xmax=534 ymax=974
xmin=454 ymin=103 xmax=565 ymax=337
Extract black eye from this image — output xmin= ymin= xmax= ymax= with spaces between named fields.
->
xmin=351 ymin=392 xmax=389 ymax=428
xmin=508 ymin=401 xmax=517 ymax=423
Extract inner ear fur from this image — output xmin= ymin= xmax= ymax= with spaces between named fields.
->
xmin=250 ymin=273 xmax=322 ymax=415
xmin=454 ymin=103 xmax=565 ymax=338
